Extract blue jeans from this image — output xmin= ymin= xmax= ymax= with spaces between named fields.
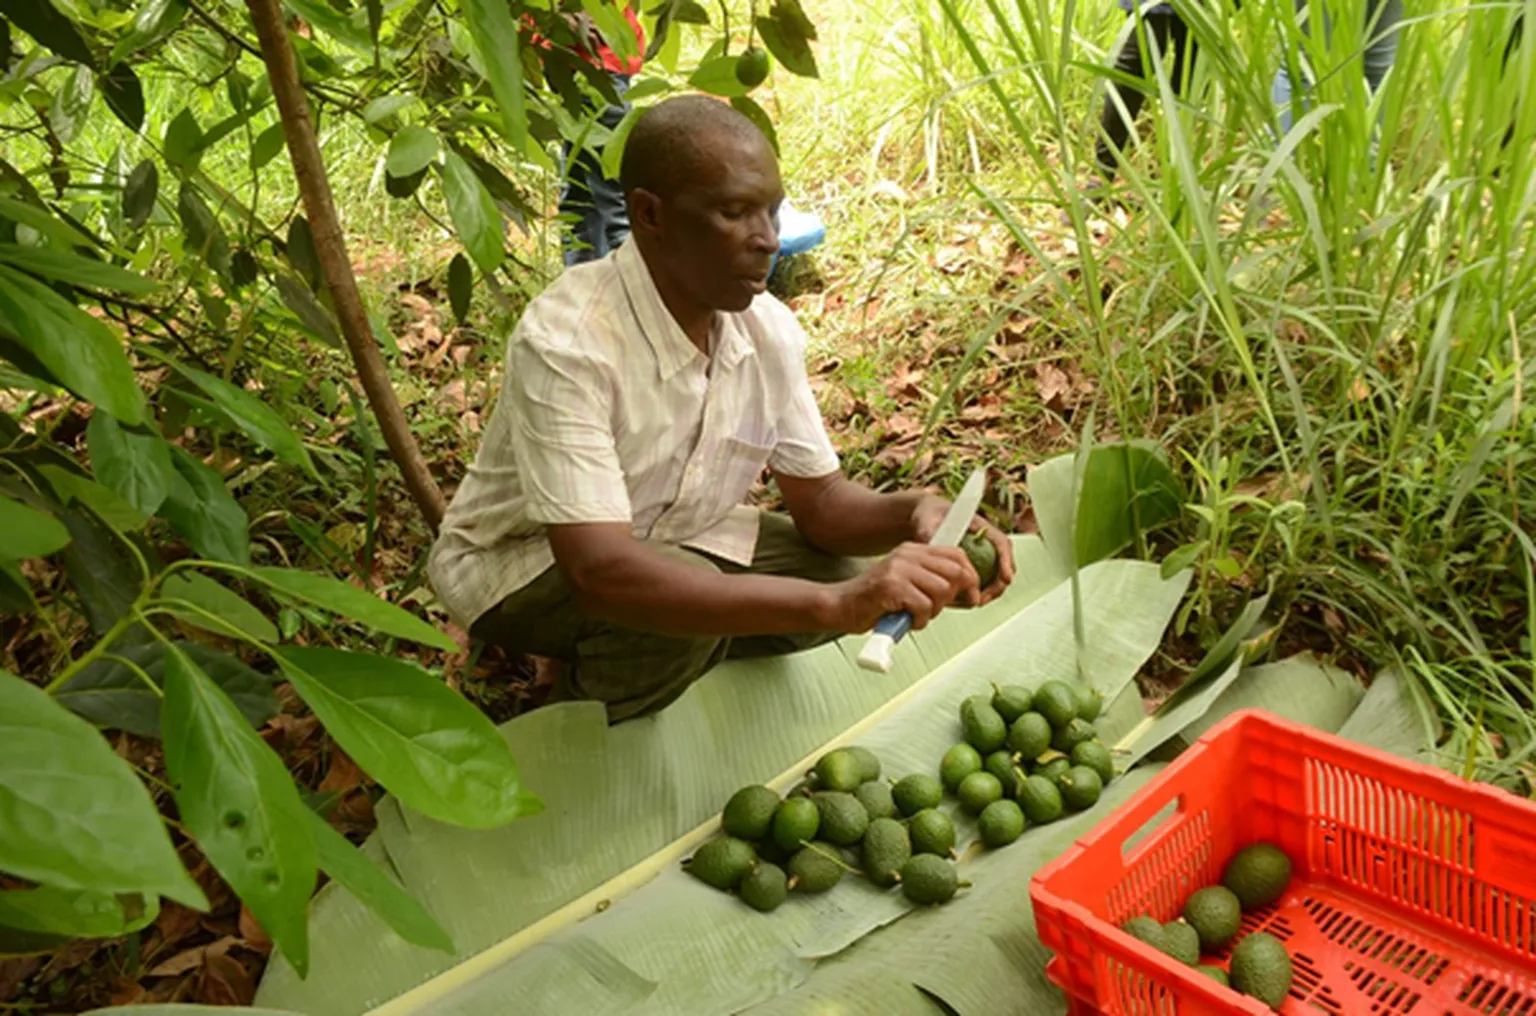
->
xmin=1271 ymin=0 xmax=1403 ymax=134
xmin=560 ymin=74 xmax=631 ymax=267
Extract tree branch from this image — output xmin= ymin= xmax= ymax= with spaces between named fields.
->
xmin=245 ymin=0 xmax=447 ymax=532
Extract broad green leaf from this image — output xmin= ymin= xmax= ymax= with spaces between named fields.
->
xmin=38 ymin=464 xmax=148 ymax=533
xmin=0 ymin=196 xmax=96 ymax=249
xmin=0 ymin=243 xmax=160 ymax=295
xmin=0 ymin=669 xmax=205 ymax=907
xmin=0 ymin=0 xmax=95 ymax=66
xmin=672 ymin=0 xmax=711 ymax=24
xmin=165 ymin=363 xmax=317 ymax=478
xmin=175 ymin=182 xmax=232 ymax=280
xmin=110 ymin=0 xmax=188 ymax=60
xmin=1031 ymin=443 xmax=1184 ymax=572
xmin=163 ymin=108 xmax=204 ymax=171
xmin=87 ymin=411 xmax=174 ymax=517
xmin=731 ymin=95 xmax=779 ymax=156
xmin=252 ymin=548 xmax=1189 ymax=1013
xmin=285 ymin=0 xmax=374 ymax=54
xmin=274 ymin=272 xmax=342 ymax=348
xmin=0 ymin=495 xmax=70 ymax=559
xmin=56 ymin=640 xmax=276 ymax=740
xmin=303 ymin=809 xmax=454 ymax=953
xmin=244 ymin=567 xmax=456 ymax=650
xmin=385 ymin=165 xmax=428 ymax=200
xmin=58 ymin=505 xmax=143 ymax=636
xmin=0 ymin=887 xmax=157 ymax=939
xmin=162 ymin=645 xmax=316 ymax=976
xmin=231 ymin=249 xmax=259 ymax=289
xmin=278 ymin=647 xmax=537 ymax=828
xmin=0 ymin=559 xmax=36 ymax=616
xmin=284 ymin=215 xmax=321 ymax=290
xmin=439 ymin=150 xmax=503 ymax=274
xmin=1160 ymin=539 xmax=1206 ymax=580
xmin=0 ymin=263 xmax=147 ymax=425
xmin=50 ymin=64 xmax=95 ymax=145
xmin=100 ymin=62 xmax=144 ymax=132
xmin=123 ymin=159 xmax=158 ymax=231
xmin=363 ymin=93 xmax=417 ymax=123
xmin=252 ymin=123 xmax=287 ymax=171
xmin=755 ymin=13 xmax=817 ymax=78
xmin=447 ymin=252 xmax=471 ymax=323
xmin=624 ymin=77 xmax=672 ymax=101
xmin=598 ymin=106 xmax=641 ymax=182
xmin=160 ymin=447 xmax=252 ymax=565
xmin=579 ymin=0 xmax=636 ymax=59
xmin=461 ymin=0 xmax=527 ymax=150
xmin=159 ymin=572 xmax=279 ymax=643
xmin=688 ymin=55 xmax=753 ymax=97
xmin=386 ymin=125 xmax=439 ymax=178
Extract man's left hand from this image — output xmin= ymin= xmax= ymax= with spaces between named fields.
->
xmin=909 ymin=494 xmax=1016 ymax=605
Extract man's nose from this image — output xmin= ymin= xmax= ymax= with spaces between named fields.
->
xmin=750 ymin=209 xmax=781 ymax=254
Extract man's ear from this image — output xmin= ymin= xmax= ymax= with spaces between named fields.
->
xmin=628 ymin=188 xmax=663 ymax=235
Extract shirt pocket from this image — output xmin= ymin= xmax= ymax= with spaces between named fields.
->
xmin=712 ymin=432 xmax=776 ymax=507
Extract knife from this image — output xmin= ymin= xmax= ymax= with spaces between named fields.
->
xmin=856 ymin=466 xmax=987 ymax=674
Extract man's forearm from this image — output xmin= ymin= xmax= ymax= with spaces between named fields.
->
xmin=568 ymin=546 xmax=841 ymax=637
xmin=793 ymin=480 xmax=926 ymax=557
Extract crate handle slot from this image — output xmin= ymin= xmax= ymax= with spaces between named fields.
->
xmin=1121 ymin=795 xmax=1187 ymax=865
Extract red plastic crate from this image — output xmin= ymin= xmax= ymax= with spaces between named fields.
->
xmin=1031 ymin=709 xmax=1536 ymax=1015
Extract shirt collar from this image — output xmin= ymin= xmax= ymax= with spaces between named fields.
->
xmin=615 ymin=240 xmax=755 ymax=380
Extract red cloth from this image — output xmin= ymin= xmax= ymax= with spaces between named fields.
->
xmin=525 ymin=5 xmax=645 ymax=77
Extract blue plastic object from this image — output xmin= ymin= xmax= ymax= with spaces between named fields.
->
xmin=771 ymin=198 xmax=825 ymax=277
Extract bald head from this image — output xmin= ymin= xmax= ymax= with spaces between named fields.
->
xmin=620 ymin=94 xmax=775 ymax=198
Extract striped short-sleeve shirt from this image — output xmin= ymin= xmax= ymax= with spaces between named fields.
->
xmin=426 ymin=240 xmax=842 ymax=630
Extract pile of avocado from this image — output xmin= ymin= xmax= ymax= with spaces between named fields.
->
xmin=1121 ymin=843 xmax=1296 ymax=1009
xmin=940 ymin=678 xmax=1115 ymax=849
xmin=687 ymin=745 xmax=965 ymax=912
xmin=687 ymin=678 xmax=1117 ymax=914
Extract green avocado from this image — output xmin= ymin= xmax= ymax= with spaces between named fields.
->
xmin=687 ymin=837 xmax=757 ymax=891
xmin=899 ymin=854 xmax=961 ymax=905
xmin=862 ymin=817 xmax=912 ymax=887
xmin=721 ymin=784 xmax=779 ymax=840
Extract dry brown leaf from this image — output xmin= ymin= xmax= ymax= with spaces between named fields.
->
xmin=318 ymin=747 xmax=365 ymax=794
xmin=199 ymin=952 xmax=254 ymax=1007
xmin=237 ymin=907 xmax=272 ymax=955
xmin=1035 ymin=362 xmax=1071 ymax=409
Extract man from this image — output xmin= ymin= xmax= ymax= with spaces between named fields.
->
xmin=428 ymin=96 xmax=1016 ymax=722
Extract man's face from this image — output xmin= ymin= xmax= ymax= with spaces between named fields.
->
xmin=633 ymin=132 xmax=784 ymax=313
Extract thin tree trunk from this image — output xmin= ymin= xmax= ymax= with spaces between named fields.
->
xmin=245 ymin=0 xmax=447 ymax=532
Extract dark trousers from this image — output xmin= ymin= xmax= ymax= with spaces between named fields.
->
xmin=559 ymin=73 xmax=632 ymax=267
xmin=1096 ymin=13 xmax=1199 ymax=177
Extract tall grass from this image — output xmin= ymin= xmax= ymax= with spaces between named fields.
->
xmin=895 ymin=0 xmax=1536 ymax=782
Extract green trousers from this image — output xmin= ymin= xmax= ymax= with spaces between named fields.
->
xmin=470 ymin=512 xmax=863 ymax=722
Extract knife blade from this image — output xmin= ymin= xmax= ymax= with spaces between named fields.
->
xmin=856 ymin=466 xmax=987 ymax=673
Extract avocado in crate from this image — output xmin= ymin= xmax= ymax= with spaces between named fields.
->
xmin=1031 ymin=709 xmax=1536 ymax=1015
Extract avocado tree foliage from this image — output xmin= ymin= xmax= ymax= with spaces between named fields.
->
xmin=0 ymin=0 xmax=817 ymax=981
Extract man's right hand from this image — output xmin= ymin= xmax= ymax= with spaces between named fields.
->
xmin=827 ymin=543 xmax=979 ymax=634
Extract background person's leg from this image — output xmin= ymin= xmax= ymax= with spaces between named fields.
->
xmin=1096 ymin=14 xmax=1181 ymax=177
xmin=559 ymin=74 xmax=633 ymax=267
xmin=1362 ymin=0 xmax=1403 ymax=93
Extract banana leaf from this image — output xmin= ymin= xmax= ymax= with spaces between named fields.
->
xmin=255 ymin=545 xmax=1189 ymax=1014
